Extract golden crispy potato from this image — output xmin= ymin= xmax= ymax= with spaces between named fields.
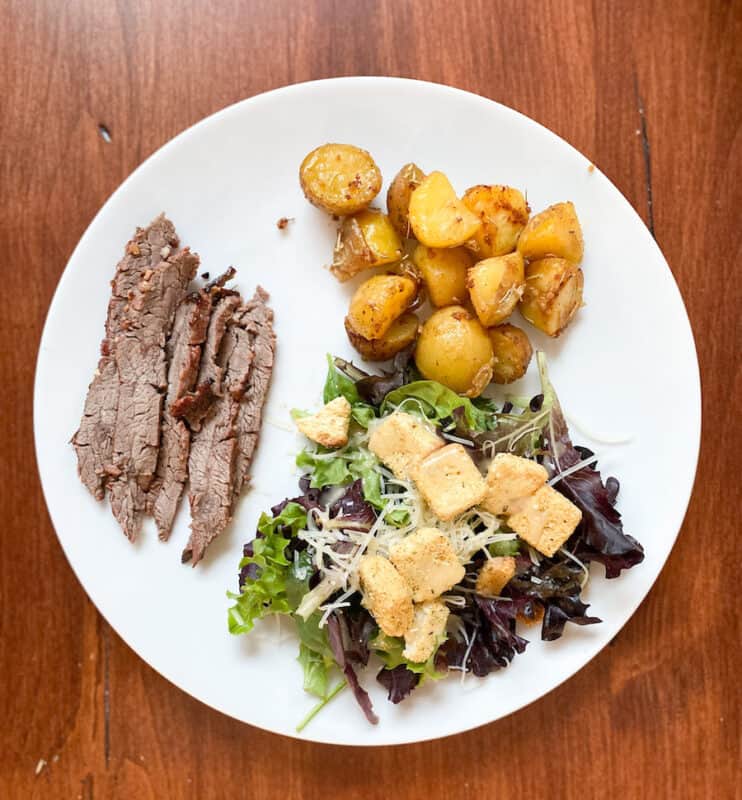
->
xmin=412 ymin=244 xmax=472 ymax=307
xmin=347 ymin=274 xmax=418 ymax=341
xmin=467 ymin=252 xmax=525 ymax=327
xmin=520 ymin=257 xmax=584 ymax=337
xmin=331 ymin=210 xmax=403 ymax=282
xmin=345 ymin=312 xmax=419 ymax=361
xmin=517 ymin=201 xmax=584 ymax=264
xmin=488 ymin=323 xmax=533 ymax=384
xmin=408 ymin=171 xmax=482 ymax=248
xmin=387 ymin=163 xmax=426 ymax=238
xmin=299 ymin=143 xmax=382 ymax=215
xmin=415 ymin=306 xmax=494 ymax=397
xmin=462 ymin=185 xmax=530 ymax=258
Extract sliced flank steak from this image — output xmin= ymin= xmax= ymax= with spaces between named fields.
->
xmin=72 ymin=215 xmax=178 ymax=500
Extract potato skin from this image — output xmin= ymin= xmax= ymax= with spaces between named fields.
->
xmin=467 ymin=252 xmax=525 ymax=327
xmin=408 ymin=171 xmax=482 ymax=248
xmin=347 ymin=274 xmax=418 ymax=340
xmin=488 ymin=324 xmax=533 ymax=384
xmin=345 ymin=312 xmax=419 ymax=361
xmin=331 ymin=210 xmax=403 ymax=282
xmin=520 ymin=257 xmax=584 ymax=337
xmin=300 ymin=143 xmax=382 ymax=215
xmin=415 ymin=305 xmax=494 ymax=397
xmin=462 ymin=185 xmax=530 ymax=258
xmin=412 ymin=244 xmax=472 ymax=307
xmin=387 ymin=163 xmax=426 ymax=238
xmin=517 ymin=201 xmax=584 ymax=264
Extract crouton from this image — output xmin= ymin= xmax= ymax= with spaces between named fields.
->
xmin=403 ymin=600 xmax=449 ymax=663
xmin=413 ymin=443 xmax=487 ymax=521
xmin=358 ymin=555 xmax=414 ymax=636
xmin=389 ymin=527 xmax=465 ymax=602
xmin=507 ymin=485 xmax=582 ymax=556
xmin=481 ymin=453 xmax=548 ymax=515
xmin=476 ymin=556 xmax=517 ymax=596
xmin=295 ymin=396 xmax=351 ymax=448
xmin=368 ymin=411 xmax=443 ymax=480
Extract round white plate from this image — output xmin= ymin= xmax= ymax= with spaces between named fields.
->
xmin=35 ymin=77 xmax=700 ymax=746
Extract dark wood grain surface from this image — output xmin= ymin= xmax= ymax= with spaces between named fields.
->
xmin=2 ymin=1 xmax=739 ymax=797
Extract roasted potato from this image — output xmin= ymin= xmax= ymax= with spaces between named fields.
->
xmin=387 ymin=163 xmax=426 ymax=238
xmin=412 ymin=244 xmax=472 ymax=307
xmin=331 ymin=210 xmax=403 ymax=282
xmin=488 ymin=324 xmax=533 ymax=384
xmin=462 ymin=185 xmax=530 ymax=258
xmin=300 ymin=143 xmax=382 ymax=216
xmin=408 ymin=171 xmax=482 ymax=248
xmin=520 ymin=257 xmax=584 ymax=337
xmin=467 ymin=252 xmax=525 ymax=327
xmin=345 ymin=312 xmax=419 ymax=361
xmin=415 ymin=305 xmax=494 ymax=397
xmin=346 ymin=274 xmax=418 ymax=341
xmin=517 ymin=201 xmax=584 ymax=264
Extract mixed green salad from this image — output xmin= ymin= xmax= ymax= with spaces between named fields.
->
xmin=227 ymin=349 xmax=643 ymax=730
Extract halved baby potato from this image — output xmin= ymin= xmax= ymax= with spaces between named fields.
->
xmin=412 ymin=244 xmax=472 ymax=307
xmin=489 ymin=323 xmax=533 ymax=384
xmin=520 ymin=257 xmax=584 ymax=337
xmin=345 ymin=312 xmax=419 ymax=361
xmin=462 ymin=185 xmax=530 ymax=258
xmin=346 ymin=274 xmax=418 ymax=341
xmin=331 ymin=209 xmax=403 ymax=282
xmin=300 ymin=143 xmax=382 ymax=216
xmin=408 ymin=171 xmax=482 ymax=248
xmin=387 ymin=163 xmax=426 ymax=238
xmin=517 ymin=201 xmax=584 ymax=264
xmin=467 ymin=252 xmax=525 ymax=327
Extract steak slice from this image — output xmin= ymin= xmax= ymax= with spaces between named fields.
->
xmin=73 ymin=215 xmax=178 ymax=499
xmin=108 ymin=247 xmax=199 ymax=540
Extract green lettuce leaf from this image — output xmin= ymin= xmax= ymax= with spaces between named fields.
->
xmin=322 ymin=354 xmax=376 ymax=428
xmin=380 ymin=380 xmax=492 ymax=432
xmin=489 ymin=538 xmax=522 ymax=557
xmin=371 ymin=631 xmax=447 ymax=682
xmin=297 ymin=643 xmax=331 ymax=698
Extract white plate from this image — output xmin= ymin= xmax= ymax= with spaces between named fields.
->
xmin=34 ymin=77 xmax=700 ymax=746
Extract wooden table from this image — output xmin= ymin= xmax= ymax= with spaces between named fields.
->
xmin=2 ymin=1 xmax=738 ymax=797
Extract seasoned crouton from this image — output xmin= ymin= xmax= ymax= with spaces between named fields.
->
xmin=358 ymin=555 xmax=414 ymax=636
xmin=476 ymin=556 xmax=516 ymax=597
xmin=403 ymin=600 xmax=449 ymax=663
xmin=295 ymin=396 xmax=351 ymax=448
xmin=368 ymin=411 xmax=443 ymax=480
xmin=389 ymin=527 xmax=465 ymax=602
xmin=413 ymin=443 xmax=487 ymax=521
xmin=507 ymin=485 xmax=582 ymax=556
xmin=481 ymin=453 xmax=547 ymax=515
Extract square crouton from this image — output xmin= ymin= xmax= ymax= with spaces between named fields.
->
xmin=481 ymin=453 xmax=548 ymax=515
xmin=389 ymin=527 xmax=465 ymax=602
xmin=295 ymin=396 xmax=351 ymax=448
xmin=475 ymin=556 xmax=517 ymax=597
xmin=403 ymin=600 xmax=449 ymax=663
xmin=507 ymin=485 xmax=582 ymax=557
xmin=413 ymin=443 xmax=487 ymax=521
xmin=358 ymin=555 xmax=414 ymax=637
xmin=368 ymin=411 xmax=443 ymax=480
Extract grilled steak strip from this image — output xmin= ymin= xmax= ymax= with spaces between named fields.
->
xmin=72 ymin=215 xmax=178 ymax=499
xmin=108 ymin=247 xmax=199 ymax=540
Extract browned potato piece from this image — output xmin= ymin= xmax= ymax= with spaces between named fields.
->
xmin=462 ymin=185 xmax=530 ymax=258
xmin=412 ymin=244 xmax=472 ymax=307
xmin=345 ymin=312 xmax=419 ymax=361
xmin=331 ymin=210 xmax=403 ymax=282
xmin=299 ymin=143 xmax=382 ymax=215
xmin=346 ymin=274 xmax=418 ymax=340
xmin=408 ymin=171 xmax=482 ymax=248
xmin=467 ymin=252 xmax=525 ymax=327
xmin=520 ymin=257 xmax=584 ymax=337
xmin=415 ymin=306 xmax=494 ymax=397
xmin=387 ymin=163 xmax=426 ymax=237
xmin=489 ymin=324 xmax=533 ymax=384
xmin=517 ymin=201 xmax=584 ymax=264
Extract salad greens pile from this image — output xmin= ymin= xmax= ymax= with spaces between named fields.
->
xmin=227 ymin=350 xmax=644 ymax=729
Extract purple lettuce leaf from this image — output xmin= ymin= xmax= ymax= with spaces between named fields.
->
xmin=327 ymin=612 xmax=378 ymax=725
xmin=329 ymin=479 xmax=377 ymax=530
xmin=377 ymin=665 xmax=420 ymax=703
xmin=335 ymin=344 xmax=418 ymax=408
